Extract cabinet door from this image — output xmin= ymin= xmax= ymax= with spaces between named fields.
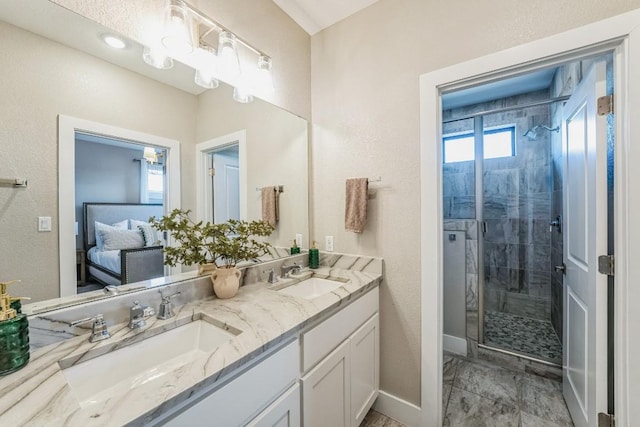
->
xmin=246 ymin=384 xmax=300 ymax=427
xmin=302 ymin=339 xmax=350 ymax=427
xmin=350 ymin=314 xmax=379 ymax=426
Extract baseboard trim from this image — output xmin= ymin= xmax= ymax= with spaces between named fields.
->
xmin=443 ymin=334 xmax=467 ymax=356
xmin=373 ymin=390 xmax=421 ymax=427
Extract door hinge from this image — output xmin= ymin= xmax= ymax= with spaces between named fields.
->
xmin=598 ymin=255 xmax=615 ymax=276
xmin=598 ymin=412 xmax=615 ymax=427
xmin=597 ymin=94 xmax=614 ymax=116
xmin=208 ymin=167 xmax=215 ymax=177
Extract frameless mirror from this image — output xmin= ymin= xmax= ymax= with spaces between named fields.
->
xmin=0 ymin=0 xmax=308 ymax=311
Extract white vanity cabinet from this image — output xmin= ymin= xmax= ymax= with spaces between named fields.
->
xmin=301 ymin=288 xmax=380 ymax=427
xmin=159 ymin=339 xmax=299 ymax=427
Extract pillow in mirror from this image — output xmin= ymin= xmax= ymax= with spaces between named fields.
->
xmin=130 ymin=219 xmax=164 ymax=247
xmin=100 ymin=228 xmax=145 ymax=251
xmin=94 ymin=220 xmax=129 ymax=250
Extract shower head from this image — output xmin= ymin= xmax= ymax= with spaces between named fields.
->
xmin=523 ymin=125 xmax=560 ymax=140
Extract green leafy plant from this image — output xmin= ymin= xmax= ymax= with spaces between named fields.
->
xmin=149 ymin=209 xmax=274 ymax=268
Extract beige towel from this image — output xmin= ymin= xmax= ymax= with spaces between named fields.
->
xmin=345 ymin=178 xmax=368 ymax=233
xmin=261 ymin=186 xmax=279 ymax=227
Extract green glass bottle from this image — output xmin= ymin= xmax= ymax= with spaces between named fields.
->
xmin=0 ymin=314 xmax=30 ymax=376
xmin=309 ymin=240 xmax=320 ymax=269
xmin=290 ymin=239 xmax=300 ymax=255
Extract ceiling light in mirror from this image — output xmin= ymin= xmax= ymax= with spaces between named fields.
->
xmin=161 ymin=0 xmax=194 ymax=54
xmin=143 ymin=147 xmax=158 ymax=164
xmin=142 ymin=46 xmax=174 ymax=70
xmin=102 ymin=34 xmax=126 ymax=50
xmin=217 ymin=31 xmax=241 ymax=82
xmin=194 ymin=45 xmax=220 ymax=89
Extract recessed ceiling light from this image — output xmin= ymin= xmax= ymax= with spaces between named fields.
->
xmin=102 ymin=34 xmax=126 ymax=49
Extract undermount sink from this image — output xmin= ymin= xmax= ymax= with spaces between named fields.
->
xmin=61 ymin=319 xmax=238 ymax=406
xmin=278 ymin=277 xmax=345 ymax=300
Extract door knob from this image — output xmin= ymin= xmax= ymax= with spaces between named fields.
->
xmin=554 ymin=264 xmax=566 ymax=274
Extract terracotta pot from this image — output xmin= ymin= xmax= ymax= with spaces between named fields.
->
xmin=198 ymin=263 xmax=217 ymax=275
xmin=211 ymin=267 xmax=241 ymax=299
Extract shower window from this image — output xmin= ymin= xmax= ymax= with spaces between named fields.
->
xmin=443 ymin=125 xmax=516 ymax=163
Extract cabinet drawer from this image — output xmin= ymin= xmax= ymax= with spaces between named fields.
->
xmin=302 ymin=287 xmax=378 ymax=373
xmin=163 ymin=339 xmax=299 ymax=427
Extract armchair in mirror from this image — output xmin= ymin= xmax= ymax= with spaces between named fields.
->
xmin=0 ymin=0 xmax=308 ymax=312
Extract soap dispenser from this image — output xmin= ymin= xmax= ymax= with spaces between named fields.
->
xmin=0 ymin=280 xmax=30 ymax=375
xmin=290 ymin=239 xmax=300 ymax=254
xmin=309 ymin=241 xmax=319 ymax=269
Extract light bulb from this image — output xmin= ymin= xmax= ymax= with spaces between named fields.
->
xmin=142 ymin=46 xmax=174 ymax=70
xmin=161 ymin=0 xmax=194 ymax=54
xmin=217 ymin=31 xmax=241 ymax=82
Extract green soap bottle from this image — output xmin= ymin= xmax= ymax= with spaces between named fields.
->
xmin=309 ymin=240 xmax=320 ymax=269
xmin=290 ymin=239 xmax=300 ymax=255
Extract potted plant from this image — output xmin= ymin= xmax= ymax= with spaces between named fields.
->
xmin=150 ymin=209 xmax=274 ymax=299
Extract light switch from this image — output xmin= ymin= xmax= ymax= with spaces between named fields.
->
xmin=325 ymin=236 xmax=334 ymax=252
xmin=38 ymin=216 xmax=52 ymax=232
xmin=295 ymin=233 xmax=303 ymax=247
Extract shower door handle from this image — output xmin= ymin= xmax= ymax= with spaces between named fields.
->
xmin=554 ymin=264 xmax=566 ymax=274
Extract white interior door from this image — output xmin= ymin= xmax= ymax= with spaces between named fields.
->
xmin=562 ymin=60 xmax=608 ymax=427
xmin=211 ymin=152 xmax=240 ymax=223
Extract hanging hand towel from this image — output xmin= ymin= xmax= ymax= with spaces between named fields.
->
xmin=262 ymin=186 xmax=279 ymax=227
xmin=345 ymin=178 xmax=368 ymax=233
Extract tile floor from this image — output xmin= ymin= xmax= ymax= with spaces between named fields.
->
xmin=443 ymin=353 xmax=574 ymax=426
xmin=484 ymin=311 xmax=563 ymax=365
xmin=360 ymin=410 xmax=405 ymax=427
xmin=362 ymin=352 xmax=573 ymax=426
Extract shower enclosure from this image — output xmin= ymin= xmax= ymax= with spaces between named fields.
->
xmin=442 ymin=84 xmax=565 ymax=365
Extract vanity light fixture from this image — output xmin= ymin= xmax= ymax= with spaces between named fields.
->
xmin=161 ymin=0 xmax=195 ymax=54
xmin=102 ymin=34 xmax=126 ymax=50
xmin=143 ymin=0 xmax=274 ymax=103
xmin=142 ymin=46 xmax=174 ymax=70
xmin=256 ymin=55 xmax=274 ymax=93
xmin=194 ymin=45 xmax=219 ymax=89
xmin=217 ymin=31 xmax=241 ymax=82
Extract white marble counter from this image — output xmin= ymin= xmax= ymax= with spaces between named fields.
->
xmin=0 ymin=254 xmax=382 ymax=426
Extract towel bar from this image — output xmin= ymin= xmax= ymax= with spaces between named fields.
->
xmin=0 ymin=178 xmax=27 ymax=188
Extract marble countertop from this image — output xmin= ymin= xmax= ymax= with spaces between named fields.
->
xmin=0 ymin=258 xmax=382 ymax=426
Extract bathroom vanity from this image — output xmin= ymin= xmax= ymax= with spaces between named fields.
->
xmin=0 ymin=253 xmax=382 ymax=426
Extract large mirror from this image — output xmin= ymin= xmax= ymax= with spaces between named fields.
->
xmin=0 ymin=0 xmax=308 ymax=307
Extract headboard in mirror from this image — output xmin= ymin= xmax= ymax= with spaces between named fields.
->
xmin=0 ymin=0 xmax=309 ymax=308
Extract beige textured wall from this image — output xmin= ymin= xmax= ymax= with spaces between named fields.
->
xmin=197 ymin=84 xmax=309 ymax=248
xmin=51 ymin=0 xmax=311 ymax=120
xmin=310 ymin=0 xmax=640 ymax=405
xmin=0 ymin=22 xmax=197 ymax=302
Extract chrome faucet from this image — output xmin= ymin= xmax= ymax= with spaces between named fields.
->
xmin=70 ymin=313 xmax=110 ymax=343
xmin=266 ymin=267 xmax=279 ymax=284
xmin=280 ymin=262 xmax=301 ymax=278
xmin=157 ymin=291 xmax=181 ymax=320
xmin=129 ymin=300 xmax=155 ymax=329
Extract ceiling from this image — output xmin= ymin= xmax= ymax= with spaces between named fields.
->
xmin=272 ymin=0 xmax=382 ymax=35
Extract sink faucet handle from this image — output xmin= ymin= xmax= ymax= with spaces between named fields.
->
xmin=266 ymin=268 xmax=279 ymax=283
xmin=69 ymin=314 xmax=110 ymax=343
xmin=159 ymin=290 xmax=181 ymax=303
xmin=157 ymin=291 xmax=181 ymax=320
xmin=129 ymin=300 xmax=154 ymax=329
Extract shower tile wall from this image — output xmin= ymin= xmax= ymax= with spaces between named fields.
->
xmin=444 ymin=89 xmax=555 ymax=324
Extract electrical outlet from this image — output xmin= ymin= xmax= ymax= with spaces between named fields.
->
xmin=325 ymin=236 xmax=334 ymax=252
xmin=295 ymin=233 xmax=303 ymax=247
xmin=38 ymin=216 xmax=52 ymax=232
